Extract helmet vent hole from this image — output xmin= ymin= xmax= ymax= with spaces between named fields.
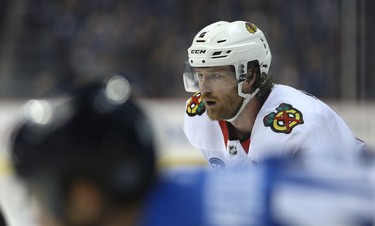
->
xmin=212 ymin=51 xmax=222 ymax=56
xmin=217 ymin=39 xmax=226 ymax=43
xmin=263 ymin=44 xmax=266 ymax=49
xmin=202 ymin=60 xmax=205 ymax=63
xmin=196 ymin=40 xmax=206 ymax=43
xmin=260 ymin=38 xmax=264 ymax=42
xmin=190 ymin=60 xmax=193 ymax=63
xmin=226 ymin=50 xmax=231 ymax=54
xmin=199 ymin=32 xmax=207 ymax=38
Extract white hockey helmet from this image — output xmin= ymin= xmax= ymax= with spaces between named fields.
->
xmin=183 ymin=21 xmax=272 ymax=121
xmin=183 ymin=20 xmax=272 ymax=93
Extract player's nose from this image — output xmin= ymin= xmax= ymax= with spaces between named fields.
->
xmin=199 ymin=76 xmax=212 ymax=93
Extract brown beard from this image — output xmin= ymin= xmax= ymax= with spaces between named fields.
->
xmin=203 ymin=87 xmax=243 ymax=121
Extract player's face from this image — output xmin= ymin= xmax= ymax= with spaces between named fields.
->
xmin=195 ymin=66 xmax=242 ymax=120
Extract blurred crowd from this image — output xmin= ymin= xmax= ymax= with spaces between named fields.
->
xmin=0 ymin=0 xmax=374 ymax=99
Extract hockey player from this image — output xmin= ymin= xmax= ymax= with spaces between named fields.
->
xmin=183 ymin=20 xmax=366 ymax=169
xmin=8 ymin=74 xmax=374 ymax=226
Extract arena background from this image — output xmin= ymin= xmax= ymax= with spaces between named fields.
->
xmin=0 ymin=0 xmax=374 ymax=166
xmin=0 ymin=1 xmax=374 ymax=225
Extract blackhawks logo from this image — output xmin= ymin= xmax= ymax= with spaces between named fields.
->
xmin=186 ymin=92 xmax=205 ymax=116
xmin=263 ymin=103 xmax=304 ymax=134
xmin=245 ymin=22 xmax=257 ymax=34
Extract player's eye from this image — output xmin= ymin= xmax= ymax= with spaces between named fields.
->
xmin=211 ymin=73 xmax=223 ymax=79
xmin=195 ymin=73 xmax=203 ymax=81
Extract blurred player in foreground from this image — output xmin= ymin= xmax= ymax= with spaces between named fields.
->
xmin=8 ymin=74 xmax=374 ymax=226
xmin=183 ymin=20 xmax=367 ymax=169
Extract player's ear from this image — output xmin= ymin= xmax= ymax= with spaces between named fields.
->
xmin=246 ymin=63 xmax=257 ymax=83
xmin=242 ymin=64 xmax=257 ymax=92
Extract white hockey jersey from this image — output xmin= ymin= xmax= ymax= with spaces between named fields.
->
xmin=183 ymin=84 xmax=365 ymax=169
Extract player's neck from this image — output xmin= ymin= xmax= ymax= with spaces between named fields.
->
xmin=230 ymin=98 xmax=261 ymax=135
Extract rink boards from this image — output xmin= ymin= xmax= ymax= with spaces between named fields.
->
xmin=0 ymin=98 xmax=374 ymax=171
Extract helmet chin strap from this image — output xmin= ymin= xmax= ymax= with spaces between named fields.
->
xmin=225 ymin=87 xmax=260 ymax=122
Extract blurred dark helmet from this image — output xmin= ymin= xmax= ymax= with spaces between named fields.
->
xmin=10 ymin=74 xmax=156 ymax=213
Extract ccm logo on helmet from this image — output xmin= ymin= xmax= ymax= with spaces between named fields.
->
xmin=191 ymin=50 xmax=206 ymax=54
